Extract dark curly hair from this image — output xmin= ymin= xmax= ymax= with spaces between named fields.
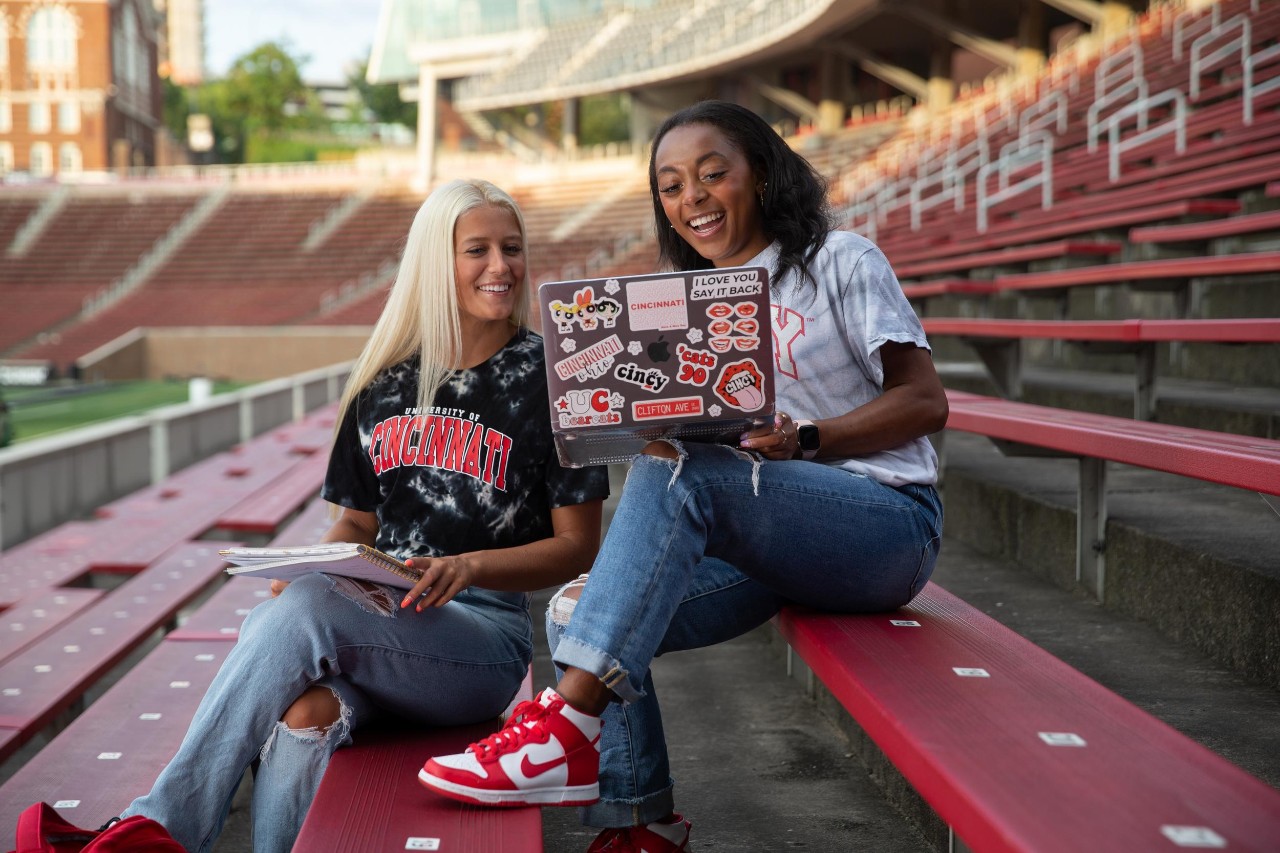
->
xmin=648 ymin=100 xmax=833 ymax=288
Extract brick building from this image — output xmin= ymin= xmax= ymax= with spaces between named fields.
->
xmin=0 ymin=0 xmax=163 ymax=178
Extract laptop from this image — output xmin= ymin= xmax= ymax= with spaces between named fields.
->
xmin=538 ymin=266 xmax=775 ymax=466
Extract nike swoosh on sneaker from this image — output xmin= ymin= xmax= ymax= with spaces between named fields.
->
xmin=520 ymin=752 xmax=568 ymax=778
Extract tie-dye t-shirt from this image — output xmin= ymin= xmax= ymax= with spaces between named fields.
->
xmin=322 ymin=328 xmax=609 ymax=609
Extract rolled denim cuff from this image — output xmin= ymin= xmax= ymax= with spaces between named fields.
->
xmin=579 ymin=781 xmax=677 ymax=828
xmin=551 ymin=635 xmax=645 ymax=704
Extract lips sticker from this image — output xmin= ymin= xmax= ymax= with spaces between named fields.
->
xmin=733 ymin=318 xmax=759 ymax=336
xmin=708 ymin=319 xmax=733 ymax=336
xmin=734 ymin=302 xmax=758 ymax=317
xmin=714 ymin=359 xmax=766 ymax=412
xmin=707 ymin=302 xmax=733 ymax=319
xmin=709 ymin=337 xmax=733 ymax=353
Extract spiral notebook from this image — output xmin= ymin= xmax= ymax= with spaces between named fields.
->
xmin=219 ymin=543 xmax=423 ymax=590
xmin=538 ymin=265 xmax=775 ymax=467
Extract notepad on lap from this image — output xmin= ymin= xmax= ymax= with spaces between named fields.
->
xmin=538 ymin=265 xmax=776 ymax=466
xmin=219 ymin=543 xmax=423 ymax=590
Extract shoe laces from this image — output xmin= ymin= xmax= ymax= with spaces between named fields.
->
xmin=469 ymin=699 xmax=548 ymax=760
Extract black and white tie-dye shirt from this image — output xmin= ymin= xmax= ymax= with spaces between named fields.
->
xmin=322 ymin=328 xmax=609 ymax=611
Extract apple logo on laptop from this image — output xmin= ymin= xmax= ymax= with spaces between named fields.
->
xmin=647 ymin=335 xmax=671 ymax=363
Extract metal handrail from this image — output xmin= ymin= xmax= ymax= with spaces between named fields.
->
xmin=1019 ymin=90 xmax=1067 ymax=137
xmin=976 ymin=132 xmax=1053 ymax=233
xmin=1106 ymin=88 xmax=1187 ymax=182
xmin=1189 ymin=14 xmax=1251 ymax=100
xmin=1172 ymin=1 xmax=1222 ymax=61
xmin=1088 ymin=78 xmax=1150 ymax=152
xmin=1243 ymin=43 xmax=1280 ymax=125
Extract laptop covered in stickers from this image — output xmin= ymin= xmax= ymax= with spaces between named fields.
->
xmin=538 ymin=265 xmax=775 ymax=467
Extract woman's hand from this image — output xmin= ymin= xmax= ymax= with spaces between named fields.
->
xmin=400 ymin=555 xmax=478 ymax=611
xmin=739 ymin=412 xmax=799 ymax=460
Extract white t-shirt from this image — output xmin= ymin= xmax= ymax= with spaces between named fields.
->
xmin=749 ymin=230 xmax=939 ymax=487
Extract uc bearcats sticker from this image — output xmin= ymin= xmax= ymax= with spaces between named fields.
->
xmin=713 ymin=359 xmax=766 ymax=411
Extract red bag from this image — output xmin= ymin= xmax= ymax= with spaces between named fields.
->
xmin=8 ymin=803 xmax=185 ymax=853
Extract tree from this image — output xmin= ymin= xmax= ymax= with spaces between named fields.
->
xmin=182 ymin=41 xmax=325 ymax=163
xmin=222 ymin=41 xmax=315 ymax=133
xmin=349 ymin=58 xmax=417 ymax=127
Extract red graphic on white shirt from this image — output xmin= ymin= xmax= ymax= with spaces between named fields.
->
xmin=770 ymin=304 xmax=806 ymax=380
xmin=368 ymin=415 xmax=512 ymax=491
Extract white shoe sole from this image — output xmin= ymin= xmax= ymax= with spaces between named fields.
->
xmin=417 ymin=769 xmax=600 ymax=807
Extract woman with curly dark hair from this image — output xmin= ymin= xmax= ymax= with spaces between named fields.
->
xmin=421 ymin=102 xmax=948 ymax=852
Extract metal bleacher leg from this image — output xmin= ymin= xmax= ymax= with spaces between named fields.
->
xmin=1077 ymin=456 xmax=1108 ymax=601
xmin=972 ymin=340 xmax=1023 ymax=399
xmin=1135 ymin=344 xmax=1157 ymax=421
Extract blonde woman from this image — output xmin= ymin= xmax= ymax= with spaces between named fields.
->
xmin=116 ymin=179 xmax=610 ymax=853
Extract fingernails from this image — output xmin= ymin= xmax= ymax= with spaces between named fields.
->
xmin=400 ymin=596 xmax=412 ymax=609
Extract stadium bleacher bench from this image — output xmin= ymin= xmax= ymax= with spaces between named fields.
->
xmin=891 ymin=239 xmax=1122 ymax=280
xmin=0 ymin=588 xmax=105 ymax=666
xmin=1129 ymin=208 xmax=1280 ymax=243
xmin=991 ymin=250 xmax=1280 ymax=295
xmin=943 ymin=389 xmax=1280 ymax=598
xmin=0 ymin=639 xmax=233 ymax=840
xmin=922 ymin=317 xmax=1280 ymax=418
xmin=212 ymin=450 xmax=330 ymax=539
xmin=774 ymin=582 xmax=1280 ymax=852
xmin=883 ymin=199 xmax=1241 ymax=264
xmin=295 ymin=669 xmax=540 ymax=853
xmin=0 ymin=542 xmax=234 ymax=762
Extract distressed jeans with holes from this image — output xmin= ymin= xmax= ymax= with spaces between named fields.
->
xmin=548 ymin=441 xmax=942 ymax=827
xmin=121 ymin=572 xmax=532 ymax=853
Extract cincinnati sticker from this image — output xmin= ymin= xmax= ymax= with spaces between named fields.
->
xmin=555 ymin=388 xmax=624 ymax=428
xmin=554 ymin=334 xmax=624 ymax=381
xmin=626 ymin=277 xmax=688 ymax=331
xmin=674 ymin=342 xmax=718 ymax=387
xmin=714 ymin=359 xmax=767 ymax=411
xmin=690 ymin=269 xmax=761 ymax=300
xmin=633 ymin=397 xmax=704 ymax=421
xmin=614 ymin=362 xmax=670 ymax=393
xmin=548 ymin=286 xmax=622 ymax=334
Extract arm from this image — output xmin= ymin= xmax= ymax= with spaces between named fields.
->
xmin=401 ymin=499 xmax=604 ymax=611
xmin=744 ymin=342 xmax=948 ymax=461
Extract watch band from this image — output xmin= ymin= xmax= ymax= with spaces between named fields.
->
xmin=794 ymin=419 xmax=820 ymax=460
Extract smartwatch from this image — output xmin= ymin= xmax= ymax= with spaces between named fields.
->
xmin=794 ymin=419 xmax=820 ymax=460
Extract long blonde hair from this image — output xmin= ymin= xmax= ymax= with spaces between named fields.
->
xmin=336 ymin=179 xmax=530 ymax=428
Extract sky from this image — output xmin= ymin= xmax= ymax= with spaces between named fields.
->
xmin=204 ymin=0 xmax=385 ymax=83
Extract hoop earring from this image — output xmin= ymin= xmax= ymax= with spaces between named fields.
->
xmin=758 ymin=182 xmax=767 ymax=206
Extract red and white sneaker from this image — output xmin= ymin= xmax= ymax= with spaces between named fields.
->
xmin=418 ymin=687 xmax=602 ymax=807
xmin=588 ymin=815 xmax=693 ymax=852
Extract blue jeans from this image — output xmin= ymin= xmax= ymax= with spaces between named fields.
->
xmin=122 ymin=573 xmax=532 ymax=853
xmin=548 ymin=442 xmax=942 ymax=827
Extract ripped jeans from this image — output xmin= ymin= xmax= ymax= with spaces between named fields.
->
xmin=548 ymin=441 xmax=942 ymax=827
xmin=121 ymin=573 xmax=532 ymax=853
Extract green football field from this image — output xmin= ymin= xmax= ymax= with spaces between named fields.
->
xmin=2 ymin=380 xmax=245 ymax=444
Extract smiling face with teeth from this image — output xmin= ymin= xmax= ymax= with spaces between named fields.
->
xmin=654 ymin=123 xmax=771 ymax=269
xmin=453 ymin=204 xmax=526 ymax=336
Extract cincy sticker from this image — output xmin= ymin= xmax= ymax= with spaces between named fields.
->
xmin=674 ymin=342 xmax=718 ymax=387
xmin=614 ymin=362 xmax=670 ymax=394
xmin=713 ymin=359 xmax=767 ymax=412
xmin=549 ymin=286 xmax=622 ymax=334
xmin=555 ymin=389 xmax=624 ymax=428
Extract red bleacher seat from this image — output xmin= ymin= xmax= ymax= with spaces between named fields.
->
xmin=776 ymin=583 xmax=1280 ymax=852
xmin=0 ymin=542 xmax=234 ymax=761
xmin=0 ymin=640 xmax=233 ymax=839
